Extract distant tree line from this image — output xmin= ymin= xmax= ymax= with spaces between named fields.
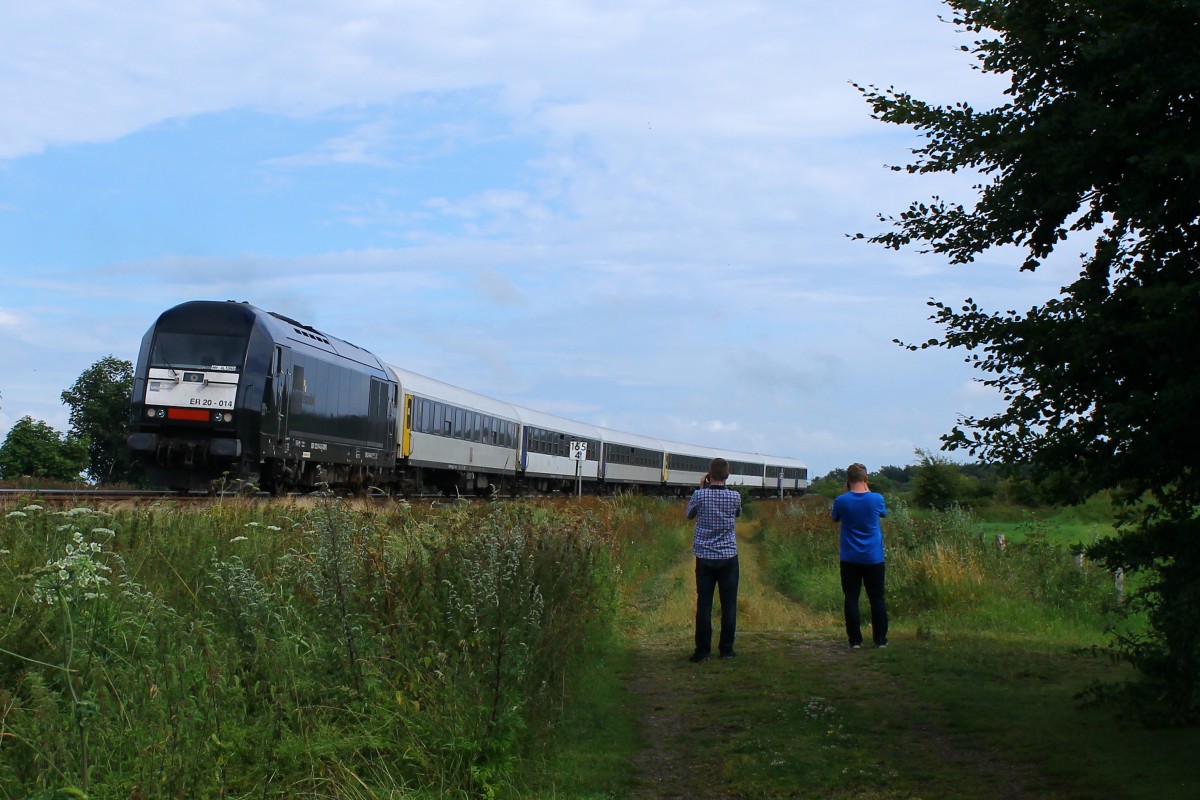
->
xmin=0 ymin=356 xmax=140 ymax=485
xmin=809 ymin=449 xmax=1070 ymax=510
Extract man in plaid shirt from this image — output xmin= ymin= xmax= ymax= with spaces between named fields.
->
xmin=685 ymin=457 xmax=742 ymax=662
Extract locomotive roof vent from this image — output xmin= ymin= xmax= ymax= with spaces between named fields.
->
xmin=292 ymin=327 xmax=331 ymax=345
xmin=267 ymin=310 xmax=332 ymax=344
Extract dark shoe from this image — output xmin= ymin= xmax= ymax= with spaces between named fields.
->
xmin=688 ymin=651 xmax=710 ymax=663
xmin=719 ymin=651 xmax=737 ymax=659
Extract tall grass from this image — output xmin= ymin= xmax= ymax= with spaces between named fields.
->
xmin=0 ymin=498 xmax=618 ymax=799
xmin=759 ymin=497 xmax=1123 ymax=643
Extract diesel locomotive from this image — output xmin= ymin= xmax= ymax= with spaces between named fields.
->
xmin=127 ymin=300 xmax=809 ymax=496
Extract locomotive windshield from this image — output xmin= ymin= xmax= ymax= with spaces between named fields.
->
xmin=150 ymin=332 xmax=247 ymax=371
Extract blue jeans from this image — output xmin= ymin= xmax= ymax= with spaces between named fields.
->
xmin=695 ymin=555 xmax=739 ymax=656
xmin=840 ymin=560 xmax=888 ymax=646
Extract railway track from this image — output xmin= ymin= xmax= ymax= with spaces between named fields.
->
xmin=0 ymin=487 xmax=547 ymax=506
xmin=1 ymin=486 xmax=794 ymax=508
xmin=0 ymin=487 xmax=215 ymax=505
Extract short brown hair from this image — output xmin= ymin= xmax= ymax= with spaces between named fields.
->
xmin=846 ymin=463 xmax=868 ymax=483
xmin=709 ymin=457 xmax=730 ymax=482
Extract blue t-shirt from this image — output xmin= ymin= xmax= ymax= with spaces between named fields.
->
xmin=831 ymin=490 xmax=887 ymax=564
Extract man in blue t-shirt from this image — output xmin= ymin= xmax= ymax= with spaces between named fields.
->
xmin=685 ymin=457 xmax=741 ymax=662
xmin=830 ymin=462 xmax=889 ymax=649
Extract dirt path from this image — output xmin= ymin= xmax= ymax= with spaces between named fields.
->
xmin=621 ymin=522 xmax=1049 ymax=799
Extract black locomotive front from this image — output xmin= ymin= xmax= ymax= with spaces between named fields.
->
xmin=127 ymin=301 xmax=277 ymax=491
xmin=129 ymin=300 xmax=400 ymax=493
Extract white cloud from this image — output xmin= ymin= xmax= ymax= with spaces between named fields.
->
xmin=1 ymin=1 xmax=999 ymax=161
xmin=265 ymin=121 xmax=399 ymax=167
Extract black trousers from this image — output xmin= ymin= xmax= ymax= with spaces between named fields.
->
xmin=840 ymin=560 xmax=888 ymax=646
xmin=695 ymin=555 xmax=739 ymax=656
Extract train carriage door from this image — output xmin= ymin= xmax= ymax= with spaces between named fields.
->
xmin=263 ymin=345 xmax=291 ymax=446
xmin=402 ymin=394 xmax=414 ymax=458
xmin=387 ymin=385 xmax=398 ymax=453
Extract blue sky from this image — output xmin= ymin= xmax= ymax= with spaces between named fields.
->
xmin=0 ymin=0 xmax=1074 ymax=478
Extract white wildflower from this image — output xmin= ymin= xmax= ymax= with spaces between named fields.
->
xmin=32 ymin=534 xmax=112 ymax=606
xmin=229 ymin=536 xmax=249 ymax=543
xmin=5 ymin=511 xmax=26 ymax=519
xmin=23 ymin=505 xmax=43 ymax=512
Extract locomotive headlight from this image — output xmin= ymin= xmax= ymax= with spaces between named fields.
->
xmin=212 ymin=411 xmax=233 ymax=423
xmin=146 ymin=407 xmax=165 ymax=419
xmin=223 ymin=413 xmax=233 ymax=422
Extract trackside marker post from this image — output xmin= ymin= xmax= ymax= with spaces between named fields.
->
xmin=570 ymin=441 xmax=587 ymax=498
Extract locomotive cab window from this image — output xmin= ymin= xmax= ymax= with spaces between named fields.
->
xmin=152 ymin=332 xmax=246 ymax=371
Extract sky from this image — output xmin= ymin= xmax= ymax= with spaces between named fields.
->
xmin=0 ymin=0 xmax=1079 ymax=479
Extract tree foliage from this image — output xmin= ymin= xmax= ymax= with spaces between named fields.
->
xmin=0 ymin=416 xmax=89 ymax=482
xmin=860 ymin=0 xmax=1200 ymax=722
xmin=60 ymin=356 xmax=137 ymax=484
xmin=911 ymin=449 xmax=970 ymax=510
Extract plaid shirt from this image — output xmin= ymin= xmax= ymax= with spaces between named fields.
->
xmin=686 ymin=486 xmax=741 ymax=559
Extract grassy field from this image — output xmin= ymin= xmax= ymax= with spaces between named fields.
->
xmin=0 ymin=496 xmax=619 ymax=799
xmin=531 ymin=495 xmax=1198 ymax=799
xmin=1 ymin=493 xmax=1196 ymax=799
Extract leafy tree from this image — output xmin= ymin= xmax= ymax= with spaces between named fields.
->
xmin=808 ymin=468 xmax=847 ymax=499
xmin=61 ymin=356 xmax=137 ymax=484
xmin=878 ymin=464 xmax=914 ymax=486
xmin=910 ymin=449 xmax=969 ymax=510
xmin=859 ymin=1 xmax=1200 ymax=722
xmin=0 ymin=416 xmax=89 ymax=481
xmin=866 ymin=472 xmax=898 ymax=495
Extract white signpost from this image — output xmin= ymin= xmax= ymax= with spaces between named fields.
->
xmin=570 ymin=441 xmax=587 ymax=497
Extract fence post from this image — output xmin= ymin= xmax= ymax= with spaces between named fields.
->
xmin=994 ymin=533 xmax=1006 ymax=551
xmin=1114 ymin=567 xmax=1125 ymax=603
